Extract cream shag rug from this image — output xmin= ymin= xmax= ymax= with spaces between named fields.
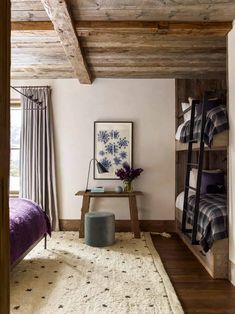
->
xmin=10 ymin=232 xmax=183 ymax=314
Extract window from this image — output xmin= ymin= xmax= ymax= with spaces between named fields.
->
xmin=10 ymin=101 xmax=21 ymax=193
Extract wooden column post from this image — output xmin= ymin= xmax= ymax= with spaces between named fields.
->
xmin=79 ymin=195 xmax=90 ymax=238
xmin=129 ymin=195 xmax=141 ymax=238
xmin=0 ymin=0 xmax=10 ymax=312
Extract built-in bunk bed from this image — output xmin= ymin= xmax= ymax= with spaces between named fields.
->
xmin=175 ymin=79 xmax=229 ymax=279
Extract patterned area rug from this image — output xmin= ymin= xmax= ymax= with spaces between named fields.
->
xmin=10 ymin=232 xmax=183 ymax=314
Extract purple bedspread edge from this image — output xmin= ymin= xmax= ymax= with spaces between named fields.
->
xmin=10 ymin=198 xmax=51 ymax=265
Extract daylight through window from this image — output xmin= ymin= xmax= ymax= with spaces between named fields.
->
xmin=10 ymin=102 xmax=21 ymax=193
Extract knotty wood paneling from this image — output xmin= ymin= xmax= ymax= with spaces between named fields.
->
xmin=175 ymin=79 xmax=227 ymax=197
xmin=176 ymin=79 xmax=227 ymax=124
xmin=10 ymin=21 xmax=231 ymax=80
xmin=81 ymin=39 xmax=227 ymax=51
xmin=0 ymin=0 xmax=10 ymax=312
xmin=11 ymin=65 xmax=74 ymax=79
xmin=11 ymin=1 xmax=235 ymax=22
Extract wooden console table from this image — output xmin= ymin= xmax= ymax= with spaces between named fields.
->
xmin=75 ymin=191 xmax=143 ymax=239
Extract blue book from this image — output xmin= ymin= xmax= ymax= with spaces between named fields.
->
xmin=91 ymin=187 xmax=105 ymax=193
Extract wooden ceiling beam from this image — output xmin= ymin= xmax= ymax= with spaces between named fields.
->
xmin=40 ymin=0 xmax=92 ymax=84
xmin=11 ymin=21 xmax=53 ymax=31
xmin=75 ymin=21 xmax=232 ymax=36
xmin=91 ymin=72 xmax=226 ymax=80
xmin=11 ymin=20 xmax=232 ymax=36
xmin=11 ymin=66 xmax=226 ymax=80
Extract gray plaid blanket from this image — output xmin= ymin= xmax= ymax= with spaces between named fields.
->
xmin=186 ymin=194 xmax=228 ymax=252
xmin=180 ymin=105 xmax=229 ymax=146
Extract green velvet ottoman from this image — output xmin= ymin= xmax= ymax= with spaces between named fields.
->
xmin=85 ymin=212 xmax=115 ymax=247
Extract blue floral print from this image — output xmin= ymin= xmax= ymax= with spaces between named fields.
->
xmin=97 ymin=130 xmax=110 ymax=144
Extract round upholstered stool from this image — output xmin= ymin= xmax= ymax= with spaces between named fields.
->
xmin=85 ymin=212 xmax=115 ymax=247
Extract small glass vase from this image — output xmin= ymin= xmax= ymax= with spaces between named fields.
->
xmin=123 ymin=180 xmax=133 ymax=192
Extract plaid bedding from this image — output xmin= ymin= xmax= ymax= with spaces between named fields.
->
xmin=180 ymin=105 xmax=229 ymax=146
xmin=186 ymin=194 xmax=228 ymax=252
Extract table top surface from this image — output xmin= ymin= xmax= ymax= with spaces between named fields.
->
xmin=75 ymin=191 xmax=143 ymax=197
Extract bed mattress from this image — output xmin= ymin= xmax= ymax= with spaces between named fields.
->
xmin=10 ymin=198 xmax=51 ymax=265
xmin=175 ymin=192 xmax=227 ymax=252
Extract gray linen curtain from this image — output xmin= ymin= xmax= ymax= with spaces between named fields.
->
xmin=20 ymin=86 xmax=59 ymax=231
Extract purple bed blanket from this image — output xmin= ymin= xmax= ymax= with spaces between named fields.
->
xmin=10 ymin=198 xmax=51 ymax=265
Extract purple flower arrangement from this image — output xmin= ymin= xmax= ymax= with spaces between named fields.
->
xmin=115 ymin=162 xmax=143 ymax=183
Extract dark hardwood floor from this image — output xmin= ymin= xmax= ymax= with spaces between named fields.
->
xmin=151 ymin=233 xmax=235 ymax=314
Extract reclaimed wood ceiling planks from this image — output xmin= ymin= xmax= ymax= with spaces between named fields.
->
xmin=11 ymin=0 xmax=235 ymax=22
xmin=10 ymin=1 xmax=234 ymax=81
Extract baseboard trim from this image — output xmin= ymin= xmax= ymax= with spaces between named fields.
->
xmin=59 ymin=219 xmax=176 ymax=232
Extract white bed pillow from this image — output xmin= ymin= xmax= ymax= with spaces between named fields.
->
xmin=181 ymin=97 xmax=199 ymax=122
xmin=181 ymin=102 xmax=191 ymax=122
xmin=189 ymin=169 xmax=198 ymax=189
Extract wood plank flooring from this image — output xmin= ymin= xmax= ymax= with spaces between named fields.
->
xmin=151 ymin=233 xmax=235 ymax=314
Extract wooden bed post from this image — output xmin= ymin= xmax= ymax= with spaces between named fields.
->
xmin=44 ymin=234 xmax=47 ymax=249
xmin=0 ymin=0 xmax=11 ymax=312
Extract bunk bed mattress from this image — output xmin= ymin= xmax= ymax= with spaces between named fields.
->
xmin=186 ymin=194 xmax=227 ymax=252
xmin=179 ymin=105 xmax=228 ymax=146
xmin=176 ymin=191 xmax=195 ymax=210
xmin=10 ymin=198 xmax=51 ymax=265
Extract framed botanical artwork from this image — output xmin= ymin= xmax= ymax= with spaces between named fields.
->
xmin=94 ymin=121 xmax=133 ymax=179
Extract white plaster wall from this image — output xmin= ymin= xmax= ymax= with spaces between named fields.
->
xmin=11 ymin=78 xmax=175 ymax=221
xmin=228 ymin=22 xmax=235 ymax=285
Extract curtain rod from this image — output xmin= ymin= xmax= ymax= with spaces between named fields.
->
xmin=12 ymin=85 xmax=51 ymax=89
xmin=10 ymin=86 xmax=48 ymax=110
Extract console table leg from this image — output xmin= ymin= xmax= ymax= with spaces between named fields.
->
xmin=129 ymin=195 xmax=141 ymax=238
xmin=79 ymin=195 xmax=90 ymax=238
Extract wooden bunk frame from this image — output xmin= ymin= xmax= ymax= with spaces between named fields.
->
xmin=175 ymin=79 xmax=229 ymax=279
xmin=176 ymin=130 xmax=228 ymax=151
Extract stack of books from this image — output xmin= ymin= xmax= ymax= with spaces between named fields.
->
xmin=90 ymin=187 xmax=105 ymax=193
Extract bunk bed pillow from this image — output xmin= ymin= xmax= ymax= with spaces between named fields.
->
xmin=196 ymin=98 xmax=221 ymax=116
xmin=201 ymin=171 xmax=225 ymax=194
xmin=189 ymin=169 xmax=198 ymax=189
xmin=182 ymin=99 xmax=200 ymax=122
xmin=188 ymin=97 xmax=201 ymax=117
xmin=189 ymin=168 xmax=224 ymax=194
xmin=181 ymin=102 xmax=191 ymax=122
xmin=206 ymin=184 xmax=225 ymax=194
